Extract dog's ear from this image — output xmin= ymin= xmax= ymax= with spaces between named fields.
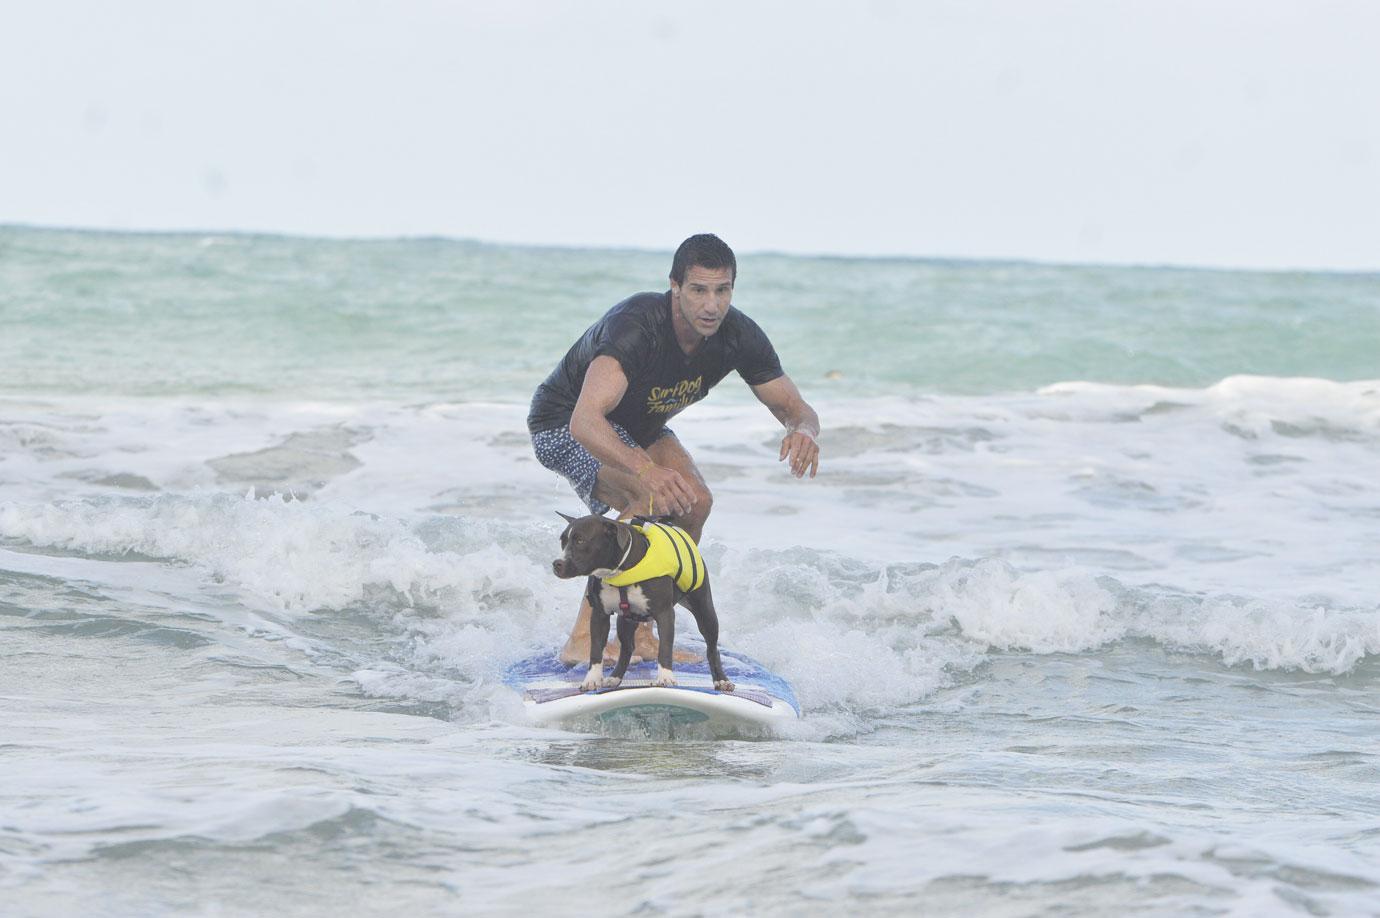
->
xmin=555 ymin=511 xmax=578 ymax=548
xmin=613 ymin=520 xmax=633 ymax=555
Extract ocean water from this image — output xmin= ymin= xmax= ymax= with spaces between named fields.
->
xmin=1 ymin=225 xmax=1378 ymax=916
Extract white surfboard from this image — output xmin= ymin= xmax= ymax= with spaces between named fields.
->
xmin=504 ymin=646 xmax=800 ymax=732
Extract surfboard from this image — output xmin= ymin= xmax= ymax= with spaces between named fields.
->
xmin=504 ymin=646 xmax=800 ymax=732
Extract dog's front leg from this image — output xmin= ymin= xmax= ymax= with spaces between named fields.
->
xmin=651 ymin=608 xmax=677 ymax=686
xmin=606 ymin=615 xmax=638 ymax=687
xmin=581 ymin=602 xmax=612 ymax=692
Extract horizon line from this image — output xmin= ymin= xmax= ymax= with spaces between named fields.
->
xmin=4 ymin=221 xmax=1377 ymax=280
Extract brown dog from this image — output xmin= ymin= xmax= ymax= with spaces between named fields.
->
xmin=552 ymin=512 xmax=733 ymax=693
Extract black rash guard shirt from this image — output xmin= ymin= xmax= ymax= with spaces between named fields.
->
xmin=527 ymin=291 xmax=785 ymax=447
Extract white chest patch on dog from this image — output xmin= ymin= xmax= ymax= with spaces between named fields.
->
xmin=597 ymin=582 xmax=650 ymax=617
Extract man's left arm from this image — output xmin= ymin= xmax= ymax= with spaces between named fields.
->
xmin=750 ymin=374 xmax=821 ymax=479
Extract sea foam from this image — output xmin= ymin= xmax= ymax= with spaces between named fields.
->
xmin=3 ymin=491 xmax=1374 ymax=731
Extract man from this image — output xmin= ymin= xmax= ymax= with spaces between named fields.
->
xmin=528 ymin=234 xmax=821 ymax=664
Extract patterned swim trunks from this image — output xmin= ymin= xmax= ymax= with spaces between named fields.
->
xmin=531 ymin=424 xmax=674 ymax=515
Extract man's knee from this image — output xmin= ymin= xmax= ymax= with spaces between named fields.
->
xmin=694 ymin=486 xmax=713 ymax=519
xmin=681 ymin=485 xmax=712 ymax=535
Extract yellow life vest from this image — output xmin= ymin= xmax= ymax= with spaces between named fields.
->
xmin=603 ymin=522 xmax=706 ymax=593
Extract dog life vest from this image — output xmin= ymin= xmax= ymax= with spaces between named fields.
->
xmin=602 ymin=522 xmax=706 ymax=593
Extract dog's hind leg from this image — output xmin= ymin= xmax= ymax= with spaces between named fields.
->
xmin=651 ymin=608 xmax=677 ymax=686
xmin=684 ymin=579 xmax=734 ymax=692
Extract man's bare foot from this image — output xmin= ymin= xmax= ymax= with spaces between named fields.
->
xmin=558 ymin=637 xmax=585 ymax=666
xmin=557 ymin=608 xmax=702 ymax=666
xmin=559 ymin=640 xmax=699 ymax=667
xmin=637 ymin=639 xmax=704 ymax=664
xmin=560 ymin=613 xmax=664 ymax=666
xmin=558 ymin=639 xmax=644 ymax=667
xmin=631 ymin=636 xmax=703 ymax=664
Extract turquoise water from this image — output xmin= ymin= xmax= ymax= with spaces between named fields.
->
xmin=2 ymin=225 xmax=1378 ymax=915
xmin=3 ymin=226 xmax=1376 ymax=398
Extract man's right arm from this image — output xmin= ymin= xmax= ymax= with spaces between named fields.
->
xmin=570 ymin=356 xmax=647 ymax=475
xmin=570 ymin=356 xmax=698 ymax=516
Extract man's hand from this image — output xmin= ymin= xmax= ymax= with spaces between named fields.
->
xmin=780 ymin=430 xmax=820 ymax=479
xmin=631 ymin=463 xmax=699 ymax=517
xmin=751 ymin=375 xmax=821 ymax=480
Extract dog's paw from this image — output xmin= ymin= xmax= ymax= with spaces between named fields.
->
xmin=714 ymin=679 xmax=735 ymax=692
xmin=580 ymin=663 xmax=604 ymax=692
xmin=652 ymin=666 xmax=677 ymax=687
xmin=580 ymin=677 xmax=602 ymax=692
xmin=601 ymin=676 xmax=623 ymax=689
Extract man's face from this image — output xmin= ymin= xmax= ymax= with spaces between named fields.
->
xmin=671 ymin=265 xmax=734 ymax=338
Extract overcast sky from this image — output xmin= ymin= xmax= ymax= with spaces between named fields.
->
xmin=3 ymin=0 xmax=1377 ymax=270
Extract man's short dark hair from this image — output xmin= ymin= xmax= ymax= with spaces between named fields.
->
xmin=670 ymin=234 xmax=737 ymax=285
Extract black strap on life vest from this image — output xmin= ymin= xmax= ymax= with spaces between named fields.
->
xmin=650 ymin=522 xmax=697 ymax=591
